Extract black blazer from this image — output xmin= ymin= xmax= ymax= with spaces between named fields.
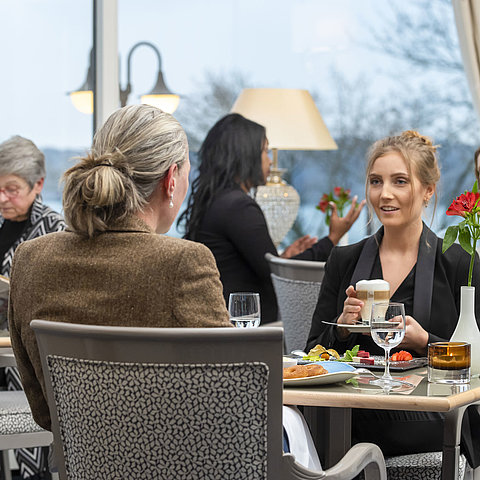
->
xmin=306 ymin=223 xmax=480 ymax=354
xmin=196 ymin=186 xmax=333 ymax=324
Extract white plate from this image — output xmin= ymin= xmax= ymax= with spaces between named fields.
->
xmin=283 ymin=361 xmax=358 ymax=386
xmin=284 ymin=370 xmax=358 ymax=386
xmin=321 ymin=321 xmax=370 ymax=333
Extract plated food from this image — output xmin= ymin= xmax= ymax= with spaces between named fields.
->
xmin=283 ymin=364 xmax=328 ymax=379
xmin=391 ymin=350 xmax=413 ymax=361
xmin=307 ymin=344 xmax=340 ymax=360
xmin=299 ymin=344 xmax=424 ymax=371
xmin=283 ymin=361 xmax=358 ymax=386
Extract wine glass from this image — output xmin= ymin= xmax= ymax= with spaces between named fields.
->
xmin=370 ymin=302 xmax=406 ymax=387
xmin=228 ymin=293 xmax=261 ymax=328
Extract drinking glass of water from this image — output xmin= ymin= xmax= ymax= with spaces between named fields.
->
xmin=228 ymin=292 xmax=261 ymax=328
xmin=370 ymin=302 xmax=406 ymax=387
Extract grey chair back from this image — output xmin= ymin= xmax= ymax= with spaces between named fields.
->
xmin=265 ymin=253 xmax=325 ymax=282
xmin=271 ymin=274 xmax=322 ymax=353
xmin=31 ymin=320 xmax=386 ymax=480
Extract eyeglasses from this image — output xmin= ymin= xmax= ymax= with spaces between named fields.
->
xmin=0 ymin=186 xmax=26 ymax=198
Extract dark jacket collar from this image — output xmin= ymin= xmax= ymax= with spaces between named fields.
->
xmin=351 ymin=222 xmax=437 ymax=325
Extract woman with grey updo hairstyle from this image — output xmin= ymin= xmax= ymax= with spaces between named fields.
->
xmin=9 ymin=104 xmax=231 ymax=433
xmin=63 ymin=104 xmax=188 ymax=237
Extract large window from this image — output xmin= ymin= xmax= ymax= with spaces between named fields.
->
xmin=117 ymin=0 xmax=479 ymax=244
xmin=3 ymin=1 xmax=475 ymax=244
xmin=0 ymin=0 xmax=92 ymax=213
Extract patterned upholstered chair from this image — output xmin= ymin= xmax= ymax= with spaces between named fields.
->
xmin=0 ymin=391 xmax=53 ymax=480
xmin=384 ymin=452 xmax=467 ymax=480
xmin=31 ymin=320 xmax=386 ymax=480
xmin=270 ymin=274 xmax=322 ymax=353
xmin=265 ymin=253 xmax=325 ymax=353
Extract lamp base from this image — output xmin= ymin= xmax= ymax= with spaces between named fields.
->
xmin=255 ymin=168 xmax=300 ymax=247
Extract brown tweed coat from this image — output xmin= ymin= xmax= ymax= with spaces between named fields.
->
xmin=8 ymin=215 xmax=231 ymax=430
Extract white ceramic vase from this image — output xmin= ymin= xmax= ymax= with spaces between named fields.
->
xmin=450 ymin=286 xmax=480 ymax=376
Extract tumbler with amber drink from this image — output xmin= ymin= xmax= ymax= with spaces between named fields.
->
xmin=427 ymin=342 xmax=471 ymax=384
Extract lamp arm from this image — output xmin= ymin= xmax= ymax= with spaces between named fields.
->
xmin=120 ymin=41 xmax=163 ymax=107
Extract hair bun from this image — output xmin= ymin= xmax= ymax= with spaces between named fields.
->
xmin=81 ymin=149 xmax=132 ymax=177
xmin=401 ymin=130 xmax=437 ymax=152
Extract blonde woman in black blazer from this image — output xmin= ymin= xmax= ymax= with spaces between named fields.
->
xmin=307 ymin=130 xmax=480 ymax=468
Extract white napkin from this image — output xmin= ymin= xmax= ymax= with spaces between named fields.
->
xmin=282 ymin=405 xmax=322 ymax=471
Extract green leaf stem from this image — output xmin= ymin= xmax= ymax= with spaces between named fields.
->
xmin=442 ymin=225 xmax=458 ymax=253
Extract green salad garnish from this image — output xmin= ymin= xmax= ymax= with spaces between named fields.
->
xmin=302 ymin=344 xmax=360 ymax=363
xmin=340 ymin=345 xmax=360 ymax=362
xmin=302 ymin=354 xmax=322 ymax=362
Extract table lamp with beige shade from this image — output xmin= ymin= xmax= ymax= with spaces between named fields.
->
xmin=231 ymin=88 xmax=337 ymax=246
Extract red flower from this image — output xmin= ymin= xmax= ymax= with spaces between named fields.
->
xmin=446 ymin=192 xmax=480 ymax=217
xmin=317 ymin=200 xmax=329 ymax=212
xmin=334 ymin=187 xmax=343 ymax=197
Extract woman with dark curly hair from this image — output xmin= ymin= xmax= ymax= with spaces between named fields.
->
xmin=179 ymin=113 xmax=364 ymax=324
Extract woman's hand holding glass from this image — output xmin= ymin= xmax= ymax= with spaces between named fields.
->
xmin=399 ymin=315 xmax=429 ymax=355
xmin=337 ymin=285 xmax=363 ymax=325
xmin=335 ymin=285 xmax=364 ymax=339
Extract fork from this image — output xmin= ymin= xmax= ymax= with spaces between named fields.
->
xmin=354 ymin=368 xmax=416 ymax=388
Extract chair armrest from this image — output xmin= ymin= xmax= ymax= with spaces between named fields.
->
xmin=281 ymin=443 xmax=386 ymax=480
xmin=281 ymin=453 xmax=326 ymax=479
xmin=323 ymin=443 xmax=386 ymax=480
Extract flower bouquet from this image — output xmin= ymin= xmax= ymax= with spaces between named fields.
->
xmin=442 ymin=181 xmax=480 ymax=286
xmin=316 ymin=186 xmax=352 ymax=226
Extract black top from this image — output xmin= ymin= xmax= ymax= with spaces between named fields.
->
xmin=306 ymin=224 xmax=480 ymax=354
xmin=196 ymin=186 xmax=334 ymax=324
xmin=0 ymin=219 xmax=29 ymax=264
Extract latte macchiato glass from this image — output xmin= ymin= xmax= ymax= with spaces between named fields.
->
xmin=355 ymin=280 xmax=390 ymax=324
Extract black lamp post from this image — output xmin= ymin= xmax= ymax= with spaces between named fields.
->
xmin=69 ymin=42 xmax=179 ymax=115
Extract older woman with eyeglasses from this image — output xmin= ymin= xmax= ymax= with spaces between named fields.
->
xmin=0 ymin=135 xmax=65 ymax=480
xmin=0 ymin=136 xmax=66 ymax=276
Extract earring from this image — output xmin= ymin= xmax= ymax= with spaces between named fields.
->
xmin=169 ymin=194 xmax=174 ymax=209
xmin=424 ymin=198 xmax=429 ymax=207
